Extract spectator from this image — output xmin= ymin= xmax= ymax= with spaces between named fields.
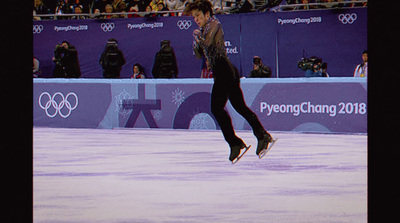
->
xmin=55 ymin=0 xmax=73 ymax=19
xmin=52 ymin=41 xmax=82 ymax=78
xmin=353 ymin=50 xmax=367 ymax=77
xmin=99 ymin=38 xmax=126 ymax=78
xmin=165 ymin=0 xmax=187 ymax=12
xmin=34 ymin=0 xmax=49 ymax=15
xmin=71 ymin=0 xmax=85 ymax=12
xmin=152 ymin=40 xmax=179 ymax=78
xmin=131 ymin=63 xmax=146 ymax=79
xmin=248 ymin=56 xmax=271 ymax=78
xmin=105 ymin=4 xmax=119 ymax=18
xmin=150 ymin=0 xmax=163 ymax=11
xmin=144 ymin=5 xmax=156 ymax=16
xmin=156 ymin=2 xmax=172 ymax=16
xmin=127 ymin=5 xmax=141 ymax=17
xmin=93 ymin=8 xmax=103 ymax=18
xmin=127 ymin=0 xmax=152 ymax=11
xmin=33 ymin=56 xmax=41 ymax=78
xmin=72 ymin=5 xmax=86 ymax=19
xmin=94 ymin=0 xmax=112 ymax=12
xmin=113 ymin=0 xmax=127 ymax=11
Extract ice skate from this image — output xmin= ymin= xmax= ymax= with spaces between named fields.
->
xmin=256 ymin=133 xmax=278 ymax=159
xmin=230 ymin=143 xmax=251 ymax=164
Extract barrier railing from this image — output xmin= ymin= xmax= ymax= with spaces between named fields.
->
xmin=271 ymin=0 xmax=367 ymax=11
xmin=33 ymin=0 xmax=368 ymax=20
xmin=33 ymin=10 xmax=185 ymax=20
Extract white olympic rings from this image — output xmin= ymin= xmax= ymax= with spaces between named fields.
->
xmin=101 ymin=22 xmax=115 ymax=32
xmin=33 ymin=25 xmax=44 ymax=34
xmin=177 ymin=20 xmax=192 ymax=30
xmin=38 ymin=92 xmax=78 ymax=118
xmin=338 ymin=13 xmax=357 ymax=24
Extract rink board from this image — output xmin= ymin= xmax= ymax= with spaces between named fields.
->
xmin=33 ymin=77 xmax=367 ymax=133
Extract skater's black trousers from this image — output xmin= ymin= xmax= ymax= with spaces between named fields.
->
xmin=211 ymin=58 xmax=266 ymax=147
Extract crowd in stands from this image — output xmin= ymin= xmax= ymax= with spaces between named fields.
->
xmin=33 ymin=0 xmax=367 ymax=20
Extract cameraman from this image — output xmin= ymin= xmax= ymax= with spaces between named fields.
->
xmin=299 ymin=56 xmax=328 ymax=77
xmin=52 ymin=41 xmax=81 ymax=78
xmin=152 ymin=40 xmax=179 ymax=78
xmin=248 ymin=56 xmax=271 ymax=78
xmin=99 ymin=38 xmax=126 ymax=78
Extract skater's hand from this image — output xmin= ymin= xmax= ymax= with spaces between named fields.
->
xmin=193 ymin=29 xmax=204 ymax=43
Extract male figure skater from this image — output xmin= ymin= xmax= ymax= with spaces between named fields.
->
xmin=184 ymin=0 xmax=276 ymax=163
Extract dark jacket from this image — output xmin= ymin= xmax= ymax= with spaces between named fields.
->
xmin=99 ymin=44 xmax=126 ymax=78
xmin=249 ymin=65 xmax=272 ymax=78
xmin=152 ymin=44 xmax=179 ymax=78
xmin=53 ymin=45 xmax=81 ymax=78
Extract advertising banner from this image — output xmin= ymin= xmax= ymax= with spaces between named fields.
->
xmin=33 ymin=78 xmax=367 ymax=134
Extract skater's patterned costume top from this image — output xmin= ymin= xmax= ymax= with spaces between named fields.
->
xmin=192 ymin=16 xmax=229 ymax=70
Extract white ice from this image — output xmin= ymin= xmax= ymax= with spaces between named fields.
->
xmin=33 ymin=127 xmax=367 ymax=223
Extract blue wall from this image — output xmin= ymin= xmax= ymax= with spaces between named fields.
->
xmin=33 ymin=8 xmax=366 ymax=78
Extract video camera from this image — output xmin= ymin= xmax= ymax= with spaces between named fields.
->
xmin=297 ymin=57 xmax=323 ymax=71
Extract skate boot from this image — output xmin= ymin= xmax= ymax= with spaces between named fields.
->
xmin=229 ymin=142 xmax=251 ymax=164
xmin=256 ymin=132 xmax=278 ymax=159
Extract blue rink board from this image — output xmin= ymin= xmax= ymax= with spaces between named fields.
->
xmin=33 ymin=77 xmax=367 ymax=134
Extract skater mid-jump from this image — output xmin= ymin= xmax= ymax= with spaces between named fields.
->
xmin=185 ymin=0 xmax=276 ymax=163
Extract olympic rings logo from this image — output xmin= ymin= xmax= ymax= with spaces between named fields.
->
xmin=38 ymin=92 xmax=78 ymax=118
xmin=177 ymin=20 xmax=192 ymax=30
xmin=33 ymin=25 xmax=44 ymax=34
xmin=338 ymin=13 xmax=357 ymax=24
xmin=101 ymin=23 xmax=115 ymax=32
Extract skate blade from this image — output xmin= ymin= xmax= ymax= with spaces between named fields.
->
xmin=231 ymin=145 xmax=251 ymax=164
xmin=258 ymin=138 xmax=278 ymax=159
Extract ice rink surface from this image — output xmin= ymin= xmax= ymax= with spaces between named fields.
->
xmin=33 ymin=127 xmax=367 ymax=223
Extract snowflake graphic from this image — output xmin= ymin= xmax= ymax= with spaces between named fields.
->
xmin=153 ymin=110 xmax=162 ymax=121
xmin=189 ymin=113 xmax=209 ymax=130
xmin=172 ymin=87 xmax=185 ymax=106
xmin=115 ymin=89 xmax=134 ymax=118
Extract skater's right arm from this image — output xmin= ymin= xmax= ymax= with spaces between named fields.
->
xmin=193 ymin=29 xmax=204 ymax=59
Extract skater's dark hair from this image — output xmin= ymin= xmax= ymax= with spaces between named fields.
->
xmin=184 ymin=0 xmax=214 ymax=17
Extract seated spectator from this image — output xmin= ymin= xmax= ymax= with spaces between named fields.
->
xmin=127 ymin=5 xmax=141 ymax=17
xmin=113 ymin=0 xmax=128 ymax=17
xmin=127 ymin=0 xmax=152 ymax=12
xmin=94 ymin=0 xmax=113 ymax=12
xmin=131 ymin=63 xmax=146 ymax=79
xmin=156 ymin=2 xmax=173 ymax=16
xmin=150 ymin=0 xmax=164 ymax=11
xmin=248 ymin=56 xmax=271 ymax=78
xmin=55 ymin=0 xmax=73 ymax=19
xmin=71 ymin=0 xmax=85 ymax=12
xmin=105 ymin=4 xmax=120 ymax=18
xmin=144 ymin=5 xmax=156 ymax=17
xmin=165 ymin=0 xmax=187 ymax=11
xmin=72 ymin=5 xmax=86 ymax=19
xmin=34 ymin=0 xmax=49 ymax=15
